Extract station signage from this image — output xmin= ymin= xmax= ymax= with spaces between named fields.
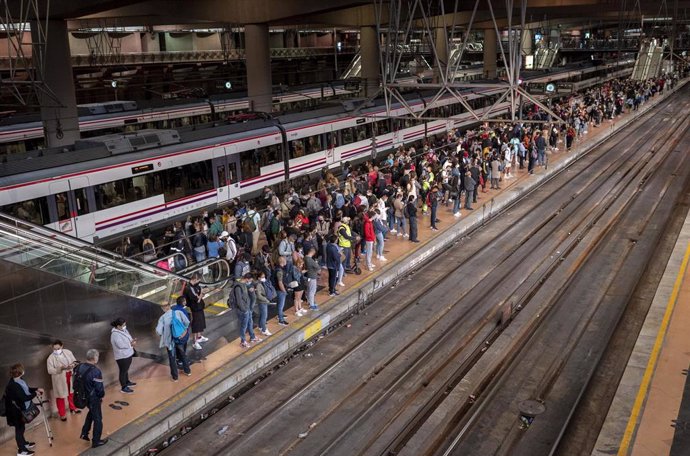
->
xmin=528 ymin=83 xmax=546 ymax=94
xmin=132 ymin=163 xmax=154 ymax=175
xmin=557 ymin=83 xmax=573 ymax=94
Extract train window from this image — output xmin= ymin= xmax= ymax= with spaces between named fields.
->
xmin=217 ymin=165 xmax=227 ymax=186
xmin=341 ymin=127 xmax=355 ymax=145
xmin=73 ymin=188 xmax=90 ymax=216
xmin=239 ymin=144 xmax=282 ymax=180
xmin=55 ymin=193 xmax=70 ymax=221
xmin=228 ymin=162 xmax=237 ymax=184
xmin=375 ymin=120 xmax=391 ymax=135
xmin=290 ymin=135 xmax=323 ymax=159
xmin=2 ymin=197 xmax=50 ymax=225
xmin=289 ymin=139 xmax=305 ymax=158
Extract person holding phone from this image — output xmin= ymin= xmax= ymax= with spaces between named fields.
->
xmin=46 ymin=340 xmax=80 ymax=421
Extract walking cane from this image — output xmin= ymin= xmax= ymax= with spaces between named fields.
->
xmin=34 ymin=392 xmax=54 ymax=447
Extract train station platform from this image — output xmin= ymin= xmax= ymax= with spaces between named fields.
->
xmin=1 ymin=81 xmax=685 ymax=456
xmin=593 ymin=187 xmax=690 ymax=455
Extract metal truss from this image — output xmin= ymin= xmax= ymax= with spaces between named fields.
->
xmin=0 ymin=0 xmax=62 ymax=107
xmin=370 ymin=0 xmax=565 ymax=125
xmin=82 ymin=21 xmax=124 ymax=66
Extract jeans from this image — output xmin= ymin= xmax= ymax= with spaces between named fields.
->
xmin=538 ymin=150 xmax=546 ymax=165
xmin=387 ymin=214 xmax=394 ymax=231
xmin=277 ymin=290 xmax=288 ymax=322
xmin=14 ymin=422 xmax=27 ymax=451
xmin=237 ymin=309 xmax=255 ymax=342
xmin=430 ymin=205 xmax=438 ymax=228
xmin=375 ymin=232 xmax=384 ymax=257
xmin=365 ymin=241 xmax=374 ymax=268
xmin=115 ymin=356 xmax=132 ymax=389
xmin=395 ymin=216 xmax=406 ymax=235
xmin=193 ymin=247 xmax=206 ymax=263
xmin=338 ymin=263 xmax=345 ymax=283
xmin=328 ymin=268 xmax=337 ymax=293
xmin=257 ymin=302 xmax=268 ymax=331
xmin=307 ymin=277 xmax=318 ymax=308
xmin=166 ymin=341 xmax=190 ymax=380
xmin=342 ymin=246 xmax=351 ymax=270
xmin=173 ymin=254 xmax=186 ymax=271
xmin=453 ymin=196 xmax=461 ymax=214
xmin=465 ymin=191 xmax=474 ymax=209
xmin=409 ymin=216 xmax=418 ymax=241
xmin=81 ymin=398 xmax=103 ymax=443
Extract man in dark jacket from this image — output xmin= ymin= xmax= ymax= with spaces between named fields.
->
xmin=326 ymin=235 xmax=341 ymax=296
xmin=464 ymin=171 xmax=476 ymax=210
xmin=5 ymin=363 xmax=43 ymax=455
xmin=406 ymin=195 xmax=420 ymax=243
xmin=234 ymin=273 xmax=258 ymax=348
xmin=78 ymin=349 xmax=108 ymax=448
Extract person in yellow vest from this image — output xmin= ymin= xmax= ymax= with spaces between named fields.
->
xmin=338 ymin=217 xmax=356 ymax=271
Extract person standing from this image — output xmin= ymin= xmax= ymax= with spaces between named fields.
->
xmin=490 ymin=154 xmax=501 ymax=189
xmin=274 ymin=257 xmax=289 ymax=326
xmin=156 ymin=299 xmax=192 ymax=381
xmin=232 ymin=274 xmax=259 ymax=348
xmin=5 ymin=364 xmax=43 ymax=456
xmin=304 ymin=247 xmax=320 ymax=311
xmin=428 ymin=186 xmax=440 ymax=231
xmin=464 ymin=171 xmax=476 ymax=210
xmin=183 ymin=273 xmax=207 ymax=350
xmin=46 ymin=341 xmax=80 ymax=421
xmin=326 ymin=235 xmax=340 ymax=297
xmin=255 ymin=270 xmax=273 ymax=336
xmin=110 ymin=318 xmax=136 ymax=394
xmin=77 ymin=349 xmax=108 ymax=448
xmin=246 ymin=204 xmax=261 ymax=254
xmin=406 ymin=195 xmax=420 ymax=243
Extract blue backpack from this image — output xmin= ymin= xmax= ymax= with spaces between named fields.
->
xmin=263 ymin=279 xmax=277 ymax=302
xmin=171 ymin=309 xmax=189 ymax=343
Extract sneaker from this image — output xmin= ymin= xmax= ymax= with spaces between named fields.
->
xmin=120 ymin=387 xmax=134 ymax=394
xmin=70 ymin=409 xmax=82 ymax=414
xmin=454 ymin=212 xmax=461 ymax=217
xmin=396 ymin=232 xmax=402 ymax=237
xmin=310 ymin=306 xmax=320 ymax=311
xmin=403 ymin=234 xmax=409 ymax=238
xmin=240 ymin=341 xmax=250 ymax=348
xmin=278 ymin=320 xmax=289 ymax=326
xmin=60 ymin=416 xmax=67 ymax=421
xmin=126 ymin=382 xmax=137 ymax=387
xmin=198 ymin=335 xmax=209 ymax=343
xmin=368 ymin=267 xmax=374 ymax=271
xmin=18 ymin=450 xmax=35 ymax=456
xmin=92 ymin=439 xmax=109 ymax=448
xmin=25 ymin=443 xmax=36 ymax=450
xmin=80 ymin=435 xmax=90 ymax=442
xmin=185 ymin=371 xmax=192 ymax=376
xmin=431 ymin=227 xmax=439 ymax=231
xmin=338 ymin=281 xmax=345 ymax=287
xmin=193 ymin=342 xmax=202 ymax=350
xmin=390 ymin=229 xmax=397 ymax=234
xmin=172 ymin=378 xmax=179 ymax=382
xmin=379 ymin=257 xmax=388 ymax=261
xmin=249 ymin=337 xmax=263 ymax=343
xmin=261 ymin=329 xmax=273 ymax=336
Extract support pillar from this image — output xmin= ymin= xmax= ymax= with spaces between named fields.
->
xmin=31 ymin=20 xmax=79 ymax=147
xmin=245 ymin=24 xmax=272 ymax=113
xmin=360 ymin=26 xmax=379 ymax=97
xmin=433 ymin=27 xmax=449 ymax=83
xmin=521 ymin=29 xmax=533 ymax=56
xmin=483 ymin=29 xmax=497 ymax=79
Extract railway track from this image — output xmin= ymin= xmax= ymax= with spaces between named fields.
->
xmin=161 ymin=86 xmax=690 ymax=456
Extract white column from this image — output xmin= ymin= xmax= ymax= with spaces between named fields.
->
xmin=245 ymin=24 xmax=272 ymax=113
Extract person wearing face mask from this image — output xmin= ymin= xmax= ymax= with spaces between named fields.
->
xmin=5 ymin=363 xmax=44 ymax=455
xmin=46 ymin=340 xmax=79 ymax=421
xmin=110 ymin=318 xmax=136 ymax=394
xmin=254 ymin=270 xmax=273 ymax=336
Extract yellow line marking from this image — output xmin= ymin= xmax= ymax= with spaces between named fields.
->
xmin=617 ymin=241 xmax=690 ymax=455
xmin=304 ymin=319 xmax=323 ymax=340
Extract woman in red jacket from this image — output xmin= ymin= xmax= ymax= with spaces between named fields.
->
xmin=363 ymin=210 xmax=376 ymax=272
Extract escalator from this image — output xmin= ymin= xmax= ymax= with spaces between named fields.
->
xmin=0 ymin=211 xmax=232 ymax=397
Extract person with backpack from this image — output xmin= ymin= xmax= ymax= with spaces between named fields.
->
xmin=268 ymin=210 xmax=282 ymax=248
xmin=46 ymin=340 xmax=80 ymax=422
xmin=4 ymin=363 xmax=44 ymax=455
xmin=190 ymin=227 xmax=207 ymax=263
xmin=245 ymin=203 xmax=261 ymax=254
xmin=234 ymin=252 xmax=252 ymax=280
xmin=141 ymin=235 xmax=157 ymax=263
xmin=255 ymin=270 xmax=275 ymax=336
xmin=156 ymin=298 xmax=192 ymax=381
xmin=304 ymin=247 xmax=320 ymax=311
xmin=232 ymin=273 xmax=260 ymax=348
xmin=76 ymin=349 xmax=108 ymax=448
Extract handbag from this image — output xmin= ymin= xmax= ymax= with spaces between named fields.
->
xmin=20 ymin=402 xmax=40 ymax=424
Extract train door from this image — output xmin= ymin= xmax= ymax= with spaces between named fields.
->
xmin=213 ymin=147 xmax=230 ymax=205
xmin=48 ymin=181 xmax=75 ymax=235
xmin=326 ymin=130 xmax=338 ymax=167
xmin=226 ymin=153 xmax=241 ymax=200
xmin=68 ymin=177 xmax=96 ymax=241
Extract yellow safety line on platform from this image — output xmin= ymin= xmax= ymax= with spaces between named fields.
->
xmin=617 ymin=242 xmax=690 ymax=456
xmin=304 ymin=319 xmax=323 ymax=340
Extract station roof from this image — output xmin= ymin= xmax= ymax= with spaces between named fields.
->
xmin=7 ymin=0 xmax=690 ymax=28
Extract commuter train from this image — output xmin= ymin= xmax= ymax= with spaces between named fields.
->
xmin=0 ymin=83 xmax=357 ymax=156
xmin=0 ymin=60 xmax=634 ymax=244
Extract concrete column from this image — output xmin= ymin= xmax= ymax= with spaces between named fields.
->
xmin=483 ymin=29 xmax=497 ymax=79
xmin=31 ymin=20 xmax=79 ymax=147
xmin=360 ymin=26 xmax=379 ymax=97
xmin=245 ymin=24 xmax=272 ymax=113
xmin=433 ymin=27 xmax=449 ymax=83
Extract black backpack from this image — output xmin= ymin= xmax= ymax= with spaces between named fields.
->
xmin=72 ymin=364 xmax=95 ymax=409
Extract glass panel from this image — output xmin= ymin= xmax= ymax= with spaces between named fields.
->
xmin=239 ymin=144 xmax=282 ymax=180
xmin=217 ymin=165 xmax=227 ymax=186
xmin=228 ymin=162 xmax=238 ymax=183
xmin=73 ymin=188 xmax=90 ymax=216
